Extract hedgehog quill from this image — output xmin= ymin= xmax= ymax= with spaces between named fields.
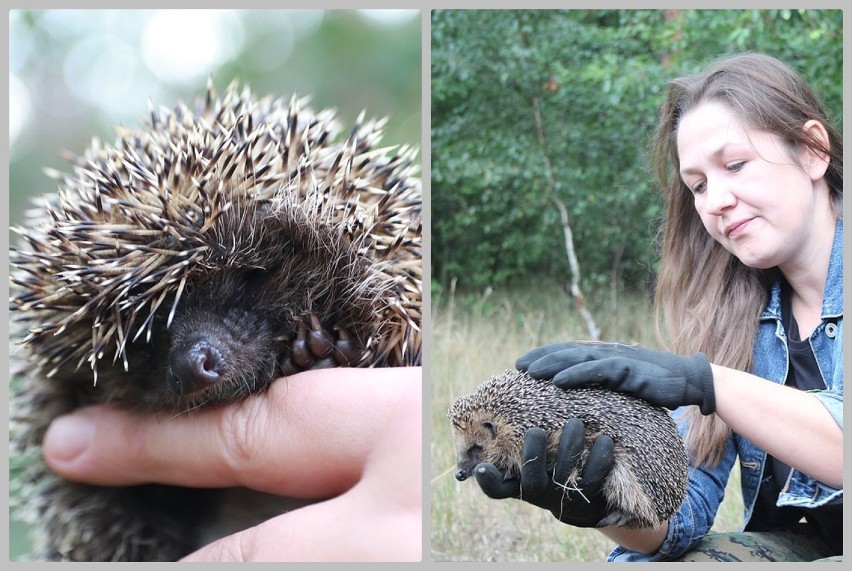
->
xmin=9 ymin=81 xmax=421 ymax=561
xmin=449 ymin=370 xmax=688 ymax=529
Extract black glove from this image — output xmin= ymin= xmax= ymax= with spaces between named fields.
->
xmin=517 ymin=341 xmax=716 ymax=414
xmin=473 ymin=419 xmax=615 ymax=527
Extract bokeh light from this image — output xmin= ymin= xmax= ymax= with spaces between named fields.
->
xmin=141 ymin=10 xmax=245 ymax=85
xmin=8 ymin=8 xmax=421 ymax=232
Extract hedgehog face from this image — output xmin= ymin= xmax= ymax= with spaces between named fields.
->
xmin=111 ymin=257 xmax=371 ymax=413
xmin=450 ymin=409 xmax=515 ymax=482
xmin=157 ymin=277 xmax=281 ymax=410
xmin=11 ymin=213 xmax=380 ymax=414
xmin=9 ymin=83 xmax=421 ymax=418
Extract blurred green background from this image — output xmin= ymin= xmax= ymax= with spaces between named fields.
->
xmin=7 ymin=8 xmax=421 ymax=560
xmin=9 ymin=8 xmax=422 ymax=229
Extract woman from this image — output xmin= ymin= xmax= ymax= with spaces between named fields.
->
xmin=474 ymin=52 xmax=842 ymax=561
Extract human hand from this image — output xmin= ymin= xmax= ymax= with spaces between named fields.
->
xmin=517 ymin=341 xmax=716 ymax=414
xmin=41 ymin=367 xmax=422 ymax=562
xmin=473 ymin=419 xmax=615 ymax=527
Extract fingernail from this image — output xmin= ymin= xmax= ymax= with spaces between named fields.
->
xmin=44 ymin=414 xmax=95 ymax=462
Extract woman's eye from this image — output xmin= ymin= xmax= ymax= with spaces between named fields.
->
xmin=727 ymin=161 xmax=745 ymax=172
xmin=691 ymin=181 xmax=706 ymax=194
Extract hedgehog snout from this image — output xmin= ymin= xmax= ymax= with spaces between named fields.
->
xmin=168 ymin=339 xmax=226 ymax=395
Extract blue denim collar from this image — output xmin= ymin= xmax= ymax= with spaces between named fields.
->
xmin=761 ymin=218 xmax=843 ymax=321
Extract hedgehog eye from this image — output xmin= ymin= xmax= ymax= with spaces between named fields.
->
xmin=482 ymin=420 xmax=497 ymax=439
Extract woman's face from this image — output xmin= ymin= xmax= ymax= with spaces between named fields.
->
xmin=677 ymin=101 xmax=829 ymax=270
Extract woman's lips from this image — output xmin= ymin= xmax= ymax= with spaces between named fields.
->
xmin=725 ymin=217 xmax=754 ymax=239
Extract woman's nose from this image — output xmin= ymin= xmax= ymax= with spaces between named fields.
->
xmin=702 ymin=180 xmax=737 ymax=216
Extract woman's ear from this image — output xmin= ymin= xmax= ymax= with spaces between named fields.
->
xmin=801 ymin=119 xmax=830 ymax=181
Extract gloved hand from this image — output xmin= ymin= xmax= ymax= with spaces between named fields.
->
xmin=473 ymin=418 xmax=615 ymax=527
xmin=517 ymin=341 xmax=716 ymax=414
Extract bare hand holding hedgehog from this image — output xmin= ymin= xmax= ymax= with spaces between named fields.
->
xmin=43 ymin=367 xmax=423 ymax=562
xmin=9 ymin=81 xmax=421 ymax=561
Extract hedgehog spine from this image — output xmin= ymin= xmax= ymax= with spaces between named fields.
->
xmin=448 ymin=369 xmax=688 ymax=529
xmin=10 ymin=81 xmax=421 ymax=561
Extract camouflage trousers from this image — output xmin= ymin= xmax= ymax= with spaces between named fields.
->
xmin=673 ymin=527 xmax=840 ymax=562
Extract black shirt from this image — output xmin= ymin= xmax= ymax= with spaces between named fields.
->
xmin=745 ymin=279 xmax=842 ymax=554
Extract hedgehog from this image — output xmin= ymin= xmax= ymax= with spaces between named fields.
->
xmin=8 ymin=81 xmax=421 ymax=561
xmin=448 ymin=370 xmax=688 ymax=529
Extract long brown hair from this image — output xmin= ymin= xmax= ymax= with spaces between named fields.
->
xmin=650 ymin=52 xmax=843 ymax=467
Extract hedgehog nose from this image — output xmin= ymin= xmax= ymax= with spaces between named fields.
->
xmin=454 ymin=469 xmax=469 ymax=482
xmin=168 ymin=339 xmax=225 ymax=395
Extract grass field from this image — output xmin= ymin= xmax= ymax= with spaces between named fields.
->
xmin=429 ymin=282 xmax=744 ymax=562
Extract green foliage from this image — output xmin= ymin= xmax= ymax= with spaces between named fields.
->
xmin=431 ymin=9 xmax=842 ymax=293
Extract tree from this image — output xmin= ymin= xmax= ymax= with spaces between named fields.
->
xmin=431 ymin=9 xmax=842 ymax=300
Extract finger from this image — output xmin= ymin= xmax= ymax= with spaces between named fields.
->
xmin=526 ymin=347 xmax=604 ymax=379
xmin=42 ymin=367 xmax=422 ymax=498
xmin=519 ymin=426 xmax=549 ymax=498
xmin=527 ymin=343 xmax=652 ymax=380
xmin=553 ymin=357 xmax=667 ymax=393
xmin=182 ymin=485 xmax=421 ymax=561
xmin=515 ymin=342 xmax=577 ymax=370
xmin=553 ymin=419 xmax=586 ymax=484
xmin=473 ymin=463 xmax=521 ymax=499
xmin=551 ymin=358 xmax=613 ymax=387
xmin=579 ymin=435 xmax=615 ymax=494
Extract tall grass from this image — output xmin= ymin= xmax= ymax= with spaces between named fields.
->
xmin=429 ymin=282 xmax=743 ymax=561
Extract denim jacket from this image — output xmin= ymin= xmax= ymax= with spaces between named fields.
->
xmin=609 ymin=219 xmax=843 ymax=562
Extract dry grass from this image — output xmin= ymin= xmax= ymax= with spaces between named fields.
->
xmin=429 ymin=283 xmax=743 ymax=562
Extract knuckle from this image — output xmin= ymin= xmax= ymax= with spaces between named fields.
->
xmin=217 ymin=397 xmax=266 ymax=475
xmin=114 ymin=412 xmax=154 ymax=474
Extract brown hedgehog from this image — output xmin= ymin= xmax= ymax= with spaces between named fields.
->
xmin=9 ymin=81 xmax=421 ymax=561
xmin=448 ymin=370 xmax=688 ymax=529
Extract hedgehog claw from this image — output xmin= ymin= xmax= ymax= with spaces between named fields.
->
xmin=290 ymin=324 xmax=314 ymax=369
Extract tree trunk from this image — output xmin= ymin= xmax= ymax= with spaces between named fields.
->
xmin=531 ymin=95 xmax=600 ymax=340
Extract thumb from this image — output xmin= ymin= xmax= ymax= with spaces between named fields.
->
xmin=473 ymin=463 xmax=520 ymax=499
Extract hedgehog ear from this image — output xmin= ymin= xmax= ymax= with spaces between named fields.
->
xmin=482 ymin=420 xmax=497 ymax=439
